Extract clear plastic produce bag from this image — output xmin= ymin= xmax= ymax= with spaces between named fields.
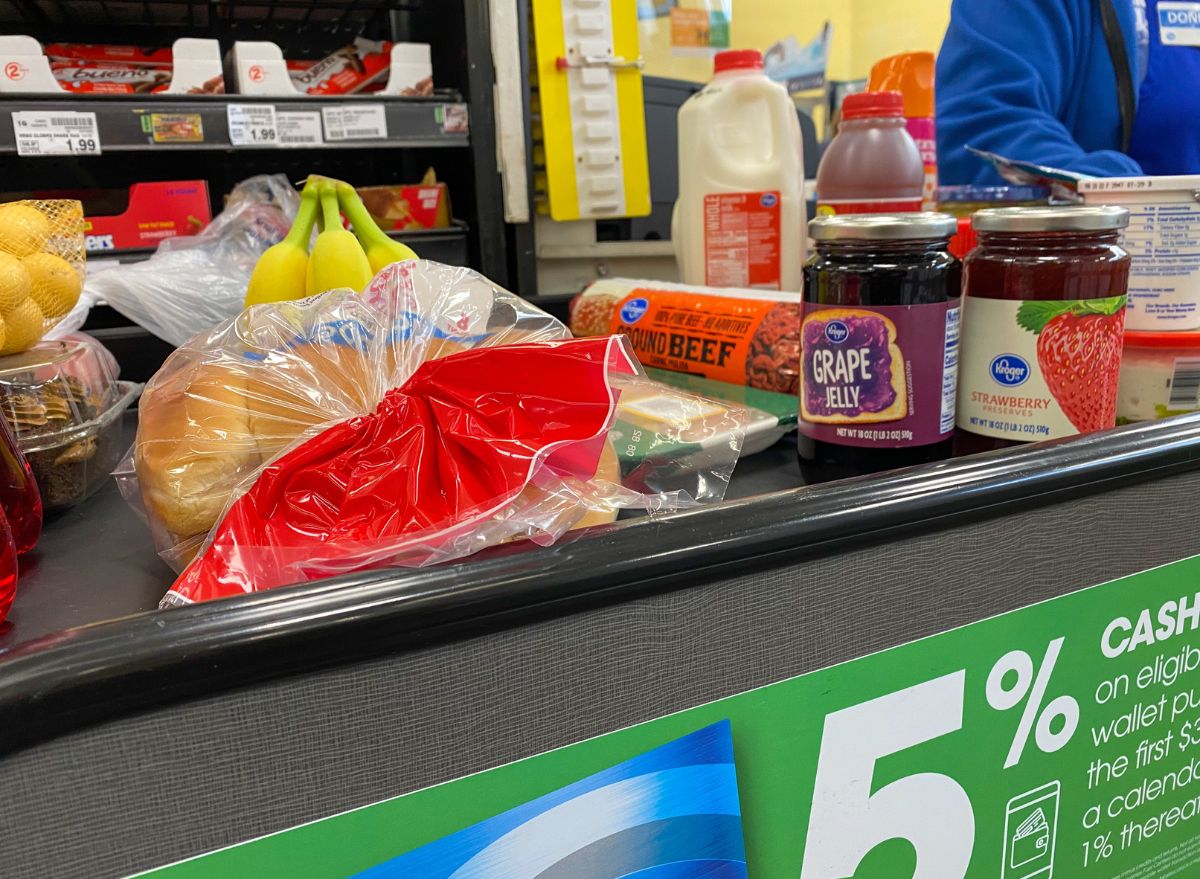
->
xmin=118 ymin=261 xmax=748 ymax=606
xmin=0 ymin=198 xmax=87 ymax=355
xmin=85 ymin=175 xmax=300 ymax=346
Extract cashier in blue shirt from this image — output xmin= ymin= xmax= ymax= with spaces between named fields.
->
xmin=937 ymin=0 xmax=1200 ymax=184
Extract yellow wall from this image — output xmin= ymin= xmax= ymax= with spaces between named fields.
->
xmin=641 ymin=0 xmax=950 ymax=83
xmin=849 ymin=0 xmax=950 ymax=78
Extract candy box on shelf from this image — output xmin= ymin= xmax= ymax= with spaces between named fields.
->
xmin=2 ymin=182 xmax=210 ymax=254
xmin=0 ymin=37 xmax=224 ymax=95
xmin=356 ymin=172 xmax=451 ymax=231
xmin=0 ymin=336 xmax=138 ymax=512
xmin=82 ymin=181 xmax=210 ymax=253
xmin=230 ymin=38 xmax=432 ymax=97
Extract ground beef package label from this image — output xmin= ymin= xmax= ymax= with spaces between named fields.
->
xmin=569 ymin=278 xmax=800 ymax=395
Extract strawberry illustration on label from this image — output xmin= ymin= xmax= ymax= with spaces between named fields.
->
xmin=1017 ymin=296 xmax=1127 ymax=434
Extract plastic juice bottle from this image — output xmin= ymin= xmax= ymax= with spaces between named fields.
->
xmin=673 ymin=48 xmax=805 ymax=292
xmin=816 ymin=90 xmax=924 ymax=216
xmin=0 ymin=415 xmax=41 ymax=556
xmin=869 ymin=52 xmax=938 ymax=211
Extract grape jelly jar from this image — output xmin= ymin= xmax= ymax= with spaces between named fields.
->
xmin=955 ymin=206 xmax=1131 ymax=455
xmin=799 ymin=213 xmax=961 ymax=482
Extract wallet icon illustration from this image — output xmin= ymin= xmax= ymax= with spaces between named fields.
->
xmin=1011 ymin=808 xmax=1049 ymax=868
xmin=1003 ymin=782 xmax=1060 ymax=879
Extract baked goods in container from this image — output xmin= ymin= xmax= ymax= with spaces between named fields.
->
xmin=0 ymin=335 xmax=137 ymax=511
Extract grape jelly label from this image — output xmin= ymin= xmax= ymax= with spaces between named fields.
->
xmin=799 ymin=300 xmax=959 ymax=448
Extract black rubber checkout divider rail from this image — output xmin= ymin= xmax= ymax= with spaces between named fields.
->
xmin=0 ymin=413 xmax=1199 ymax=756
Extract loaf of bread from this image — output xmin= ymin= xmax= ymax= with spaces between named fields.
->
xmin=136 ymin=361 xmax=259 ymax=540
xmin=135 ymin=319 xmax=618 ymax=554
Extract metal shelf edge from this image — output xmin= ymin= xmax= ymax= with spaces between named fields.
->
xmin=0 ymin=96 xmax=470 ymax=154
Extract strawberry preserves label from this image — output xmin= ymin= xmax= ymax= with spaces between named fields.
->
xmin=799 ymin=301 xmax=959 ymax=448
xmin=703 ymin=191 xmax=782 ymax=290
xmin=957 ymin=295 xmax=1127 ymax=441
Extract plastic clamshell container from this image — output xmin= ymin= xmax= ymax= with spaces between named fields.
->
xmin=1078 ymin=175 xmax=1200 ymax=331
xmin=614 ymin=381 xmax=787 ymax=459
xmin=1118 ymin=330 xmax=1200 ymax=423
xmin=0 ymin=337 xmax=138 ymax=511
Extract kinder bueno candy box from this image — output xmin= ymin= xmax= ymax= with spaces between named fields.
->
xmin=44 ymin=43 xmax=174 ymax=67
xmin=52 ymin=60 xmax=172 ymax=94
xmin=289 ymin=38 xmax=415 ymax=96
xmin=47 ymin=43 xmax=174 ymax=95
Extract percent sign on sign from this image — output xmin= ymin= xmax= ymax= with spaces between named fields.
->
xmin=986 ymin=637 xmax=1081 ymax=768
xmin=801 ymin=638 xmax=1081 ymax=879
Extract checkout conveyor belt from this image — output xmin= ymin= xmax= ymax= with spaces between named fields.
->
xmin=2 ymin=412 xmax=1200 ymax=878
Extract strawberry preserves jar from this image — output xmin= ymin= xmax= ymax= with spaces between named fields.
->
xmin=956 ymin=206 xmax=1131 ymax=453
xmin=799 ymin=213 xmax=961 ymax=482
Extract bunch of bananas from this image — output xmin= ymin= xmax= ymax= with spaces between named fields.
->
xmin=244 ymin=175 xmax=418 ymax=307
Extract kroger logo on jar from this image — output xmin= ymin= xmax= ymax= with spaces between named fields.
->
xmin=990 ymin=354 xmax=1030 ymax=387
xmin=824 ymin=320 xmax=849 ymax=344
xmin=620 ymin=298 xmax=650 ymax=325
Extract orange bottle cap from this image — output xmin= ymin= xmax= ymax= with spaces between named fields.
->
xmin=868 ymin=51 xmax=935 ymax=119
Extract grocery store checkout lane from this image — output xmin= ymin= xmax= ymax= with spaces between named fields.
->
xmin=937 ymin=0 xmax=1200 ymax=183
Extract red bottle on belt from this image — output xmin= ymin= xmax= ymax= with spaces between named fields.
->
xmin=0 ymin=415 xmax=42 ymax=623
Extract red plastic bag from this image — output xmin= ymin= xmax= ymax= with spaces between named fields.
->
xmin=168 ymin=338 xmax=643 ymax=603
xmin=120 ymin=262 xmax=750 ymax=606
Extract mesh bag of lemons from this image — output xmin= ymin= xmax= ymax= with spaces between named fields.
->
xmin=0 ymin=200 xmax=85 ymax=356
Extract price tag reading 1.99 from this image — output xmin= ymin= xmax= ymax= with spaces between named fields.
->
xmin=226 ymin=104 xmax=279 ymax=148
xmin=11 ymin=111 xmax=101 ymax=157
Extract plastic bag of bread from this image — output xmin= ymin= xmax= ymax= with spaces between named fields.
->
xmin=118 ymin=260 xmax=747 ymax=606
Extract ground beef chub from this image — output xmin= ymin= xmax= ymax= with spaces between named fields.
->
xmin=746 ymin=302 xmax=800 ymax=393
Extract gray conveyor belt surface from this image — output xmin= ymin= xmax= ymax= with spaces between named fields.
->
xmin=0 ymin=414 xmax=804 ymax=652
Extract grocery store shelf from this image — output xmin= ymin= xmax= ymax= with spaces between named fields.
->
xmin=0 ymin=0 xmax=427 ymax=31
xmin=0 ymin=94 xmax=469 ymax=153
xmin=88 ymin=222 xmax=470 ymax=267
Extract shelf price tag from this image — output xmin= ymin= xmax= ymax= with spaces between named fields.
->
xmin=321 ymin=103 xmax=387 ymax=141
xmin=12 ymin=111 xmax=101 ymax=156
xmin=226 ymin=103 xmax=279 ymax=147
xmin=276 ymin=110 xmax=324 ymax=147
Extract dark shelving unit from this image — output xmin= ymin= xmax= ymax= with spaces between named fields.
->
xmin=0 ymin=0 xmax=510 ymax=284
xmin=0 ymin=94 xmax=470 ymax=152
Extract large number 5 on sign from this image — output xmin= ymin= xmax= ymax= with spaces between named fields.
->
xmin=801 ymin=671 xmax=975 ymax=878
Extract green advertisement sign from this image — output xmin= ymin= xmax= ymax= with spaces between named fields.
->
xmin=135 ymin=554 xmax=1200 ymax=878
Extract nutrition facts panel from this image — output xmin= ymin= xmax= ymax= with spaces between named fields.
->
xmin=1123 ymin=202 xmax=1200 ymax=328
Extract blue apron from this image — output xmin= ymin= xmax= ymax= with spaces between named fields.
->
xmin=1128 ymin=0 xmax=1200 ymax=174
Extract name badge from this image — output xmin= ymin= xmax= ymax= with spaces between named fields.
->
xmin=1159 ymin=1 xmax=1200 ymax=46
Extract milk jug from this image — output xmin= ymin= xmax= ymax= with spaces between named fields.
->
xmin=673 ymin=49 xmax=805 ymax=291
